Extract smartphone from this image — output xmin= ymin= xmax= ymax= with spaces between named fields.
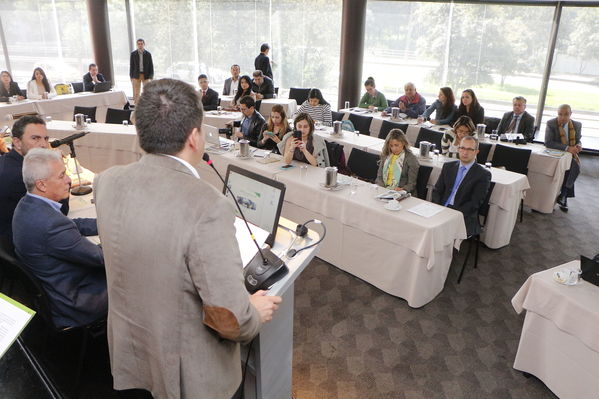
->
xmin=293 ymin=130 xmax=302 ymax=139
xmin=282 ymin=164 xmax=294 ymax=169
xmin=233 ymin=120 xmax=241 ymax=128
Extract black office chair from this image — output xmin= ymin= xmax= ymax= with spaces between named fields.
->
xmin=378 ymin=120 xmax=408 ymax=140
xmin=0 ymin=236 xmax=107 ymax=396
xmin=348 ymin=113 xmax=373 ymax=136
xmin=21 ymin=89 xmax=27 ymax=98
xmin=288 ymin=87 xmax=311 ymax=106
xmin=71 ymin=82 xmax=84 ymax=93
xmin=484 ymin=116 xmax=501 ymax=133
xmin=415 ymin=127 xmax=443 ymax=150
xmin=457 ymin=182 xmax=495 ymax=284
xmin=386 ymin=99 xmax=393 ymax=107
xmin=73 ymin=106 xmax=97 ymax=123
xmin=325 ymin=140 xmax=349 ymax=175
xmin=491 ymin=144 xmax=531 ymax=222
xmin=254 ymin=100 xmax=262 ymax=113
xmin=332 ymin=111 xmax=344 ymax=122
xmin=477 ymin=142 xmax=493 ymax=164
xmin=416 ymin=165 xmax=433 ymax=200
xmin=347 ymin=148 xmax=379 ymax=183
xmin=105 ymin=108 xmax=133 ymax=124
xmin=274 ymin=87 xmax=279 ymax=95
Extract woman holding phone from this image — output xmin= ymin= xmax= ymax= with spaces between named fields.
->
xmin=278 ymin=113 xmax=330 ymax=167
xmin=257 ymin=104 xmax=291 ymax=153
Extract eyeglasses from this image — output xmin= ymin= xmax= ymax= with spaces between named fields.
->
xmin=458 ymin=146 xmax=476 ymax=152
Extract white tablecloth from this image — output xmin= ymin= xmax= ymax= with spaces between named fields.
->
xmin=0 ymin=101 xmax=38 ymax=125
xmin=220 ymin=96 xmax=297 ymax=117
xmin=203 ymin=111 xmax=242 ymax=129
xmin=512 ymin=261 xmax=599 ymax=399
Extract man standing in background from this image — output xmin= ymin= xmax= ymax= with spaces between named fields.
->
xmin=129 ymin=38 xmax=154 ymax=105
xmin=254 ymin=43 xmax=273 ymax=81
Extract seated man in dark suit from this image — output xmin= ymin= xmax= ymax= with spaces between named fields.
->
xmin=232 ymin=95 xmax=266 ymax=147
xmin=0 ymin=116 xmax=68 ymax=241
xmin=432 ymin=136 xmax=492 ymax=237
xmin=83 ymin=63 xmax=106 ymax=92
xmin=497 ymin=96 xmax=535 ymax=142
xmin=251 ymin=70 xmax=274 ymax=100
xmin=198 ymin=74 xmax=219 ymax=111
xmin=545 ymin=104 xmax=582 ymax=212
xmin=12 ymin=148 xmax=106 ymax=328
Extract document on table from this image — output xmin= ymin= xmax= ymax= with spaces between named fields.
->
xmin=0 ymin=293 xmax=35 ymax=359
xmin=408 ymin=202 xmax=445 ymax=218
xmin=235 ymin=217 xmax=270 ymax=267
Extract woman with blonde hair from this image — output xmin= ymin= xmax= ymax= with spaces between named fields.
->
xmin=375 ymin=129 xmax=420 ymax=195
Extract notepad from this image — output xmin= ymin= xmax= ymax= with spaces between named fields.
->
xmin=408 ymin=202 xmax=444 ymax=218
xmin=0 ymin=293 xmax=35 ymax=359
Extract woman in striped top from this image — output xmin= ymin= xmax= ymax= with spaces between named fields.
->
xmin=295 ymin=88 xmax=332 ymax=126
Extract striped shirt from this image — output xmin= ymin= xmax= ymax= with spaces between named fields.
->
xmin=296 ymin=101 xmax=332 ymax=126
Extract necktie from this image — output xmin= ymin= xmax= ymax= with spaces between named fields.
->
xmin=202 ymin=90 xmax=206 ymax=98
xmin=506 ymin=115 xmax=519 ymax=133
xmin=445 ymin=165 xmax=468 ymax=206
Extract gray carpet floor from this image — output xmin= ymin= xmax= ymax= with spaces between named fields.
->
xmin=2 ymin=155 xmax=597 ymax=399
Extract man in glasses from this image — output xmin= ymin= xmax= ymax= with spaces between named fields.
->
xmin=432 ymin=136 xmax=491 ymax=237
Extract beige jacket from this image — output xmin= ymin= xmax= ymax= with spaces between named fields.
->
xmin=93 ymin=154 xmax=261 ymax=399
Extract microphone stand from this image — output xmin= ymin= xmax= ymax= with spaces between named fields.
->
xmin=68 ymin=141 xmax=92 ymax=196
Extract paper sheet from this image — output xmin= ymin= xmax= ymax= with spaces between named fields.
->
xmin=235 ymin=217 xmax=270 ymax=267
xmin=407 ymin=202 xmax=445 ymax=218
xmin=0 ymin=293 xmax=35 ymax=359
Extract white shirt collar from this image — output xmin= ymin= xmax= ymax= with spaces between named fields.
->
xmin=162 ymin=154 xmax=200 ymax=179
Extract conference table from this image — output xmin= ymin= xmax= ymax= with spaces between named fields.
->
xmin=315 ymin=127 xmax=530 ymax=249
xmin=0 ymin=90 xmax=128 ymax=125
xmin=340 ymin=108 xmax=572 ymax=214
xmin=47 ymin=120 xmax=467 ymax=307
xmin=68 ymin=192 xmax=320 ymax=399
xmin=219 ymin=95 xmax=297 ymax=117
xmin=512 ymin=260 xmax=599 ymax=399
xmin=203 ymin=110 xmax=242 ymax=129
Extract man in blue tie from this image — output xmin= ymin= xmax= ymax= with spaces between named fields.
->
xmin=432 ymin=136 xmax=492 ymax=236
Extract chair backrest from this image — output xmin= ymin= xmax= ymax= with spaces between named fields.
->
xmin=484 ymin=116 xmax=501 ymax=133
xmin=105 ymin=108 xmax=133 ymax=124
xmin=378 ymin=120 xmax=408 ymax=140
xmin=332 ymin=111 xmax=344 ymax=122
xmin=254 ymin=100 xmax=262 ymax=113
xmin=386 ymin=99 xmax=393 ymax=107
xmin=416 ymin=165 xmax=433 ymax=200
xmin=347 ymin=148 xmax=379 ymax=183
xmin=71 ymin=82 xmax=84 ymax=93
xmin=491 ymin=144 xmax=531 ymax=175
xmin=347 ymin=113 xmax=373 ymax=135
xmin=325 ymin=140 xmax=349 ymax=175
xmin=274 ymin=87 xmax=279 ymax=95
xmin=415 ymin=127 xmax=443 ymax=150
xmin=73 ymin=106 xmax=97 ymax=123
xmin=477 ymin=142 xmax=492 ymax=164
xmin=479 ymin=182 xmax=496 ymax=220
xmin=21 ymin=89 xmax=27 ymax=98
xmin=288 ymin=88 xmax=311 ymax=106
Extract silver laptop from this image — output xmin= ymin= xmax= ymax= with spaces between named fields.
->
xmin=203 ymin=124 xmax=227 ymax=152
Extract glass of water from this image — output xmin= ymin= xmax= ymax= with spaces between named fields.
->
xmin=350 ymin=180 xmax=358 ymax=195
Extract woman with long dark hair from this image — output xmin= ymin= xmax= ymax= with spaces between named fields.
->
xmin=295 ymin=88 xmax=332 ymax=126
xmin=420 ymin=87 xmax=457 ymax=125
xmin=457 ymin=89 xmax=484 ymax=125
xmin=27 ymin=67 xmax=56 ymax=99
xmin=230 ymin=75 xmax=255 ymax=110
xmin=278 ymin=112 xmax=330 ymax=167
xmin=0 ymin=71 xmax=24 ymax=102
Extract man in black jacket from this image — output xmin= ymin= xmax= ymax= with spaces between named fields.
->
xmin=235 ymin=96 xmax=266 ymax=147
xmin=129 ymin=38 xmax=154 ymax=105
xmin=432 ymin=136 xmax=491 ymax=237
xmin=254 ymin=43 xmax=273 ymax=81
xmin=497 ymin=96 xmax=535 ymax=142
xmin=0 ymin=116 xmax=69 ymax=242
xmin=198 ymin=74 xmax=219 ymax=111
xmin=83 ymin=63 xmax=106 ymax=92
xmin=251 ymin=70 xmax=274 ymax=100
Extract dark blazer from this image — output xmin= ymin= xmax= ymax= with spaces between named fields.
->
xmin=457 ymin=105 xmax=485 ymax=126
xmin=254 ymin=53 xmax=273 ymax=80
xmin=12 ymin=194 xmax=106 ymax=328
xmin=200 ymin=87 xmax=219 ymax=111
xmin=129 ymin=50 xmax=154 ymax=79
xmin=83 ymin=72 xmax=106 ymax=92
xmin=497 ymin=111 xmax=535 ymax=142
xmin=432 ymin=160 xmax=491 ymax=237
xmin=544 ymin=117 xmax=582 ymax=151
xmin=251 ymin=76 xmax=274 ymax=99
xmin=0 ymin=149 xmax=69 ymax=240
xmin=0 ymin=82 xmax=23 ymax=102
xmin=222 ymin=77 xmax=236 ymax=95
xmin=241 ymin=111 xmax=266 ymax=147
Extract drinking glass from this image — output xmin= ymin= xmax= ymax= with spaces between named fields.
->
xmin=300 ymin=165 xmax=308 ymax=180
xmin=349 ymin=180 xmax=358 ymax=195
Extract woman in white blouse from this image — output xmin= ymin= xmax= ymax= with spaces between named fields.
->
xmin=27 ymin=67 xmax=56 ymax=100
xmin=295 ymin=88 xmax=332 ymax=126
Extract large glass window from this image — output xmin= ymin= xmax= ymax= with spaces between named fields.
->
xmin=364 ymin=1 xmax=553 ymax=121
xmin=0 ymin=0 xmax=93 ymax=88
xmin=546 ymin=6 xmax=599 ymax=147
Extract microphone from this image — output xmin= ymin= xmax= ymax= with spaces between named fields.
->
xmin=202 ymin=153 xmax=286 ymax=293
xmin=50 ymin=132 xmax=87 ymax=148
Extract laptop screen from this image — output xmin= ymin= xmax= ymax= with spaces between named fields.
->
xmin=223 ymin=164 xmax=286 ymax=247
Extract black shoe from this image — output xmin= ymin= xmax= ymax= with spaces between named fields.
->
xmin=558 ymin=196 xmax=568 ymax=212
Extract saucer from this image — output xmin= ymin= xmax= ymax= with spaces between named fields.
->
xmin=319 ymin=183 xmax=345 ymax=191
xmin=235 ymin=153 xmax=252 ymax=160
xmin=384 ymin=201 xmax=402 ymax=211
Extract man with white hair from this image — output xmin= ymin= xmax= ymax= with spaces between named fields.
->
xmin=12 ymin=148 xmax=106 ymax=328
xmin=545 ymin=104 xmax=582 ymax=212
xmin=383 ymin=82 xmax=426 ymax=118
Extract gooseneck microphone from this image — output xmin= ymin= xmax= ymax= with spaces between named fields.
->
xmin=51 ymin=132 xmax=92 ymax=196
xmin=202 ymin=153 xmax=285 ymax=293
xmin=49 ymin=132 xmax=87 ymax=148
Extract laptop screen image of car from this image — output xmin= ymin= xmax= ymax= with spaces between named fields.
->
xmin=223 ymin=164 xmax=286 ymax=247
